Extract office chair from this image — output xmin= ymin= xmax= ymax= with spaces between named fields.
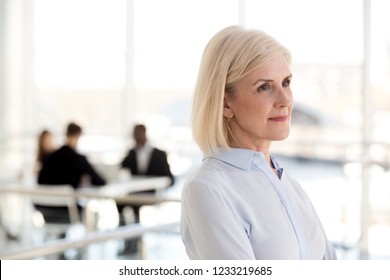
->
xmin=31 ymin=185 xmax=80 ymax=240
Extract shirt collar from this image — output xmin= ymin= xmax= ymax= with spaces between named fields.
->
xmin=204 ymin=148 xmax=266 ymax=171
xmin=204 ymin=148 xmax=284 ymax=177
xmin=136 ymin=141 xmax=153 ymax=152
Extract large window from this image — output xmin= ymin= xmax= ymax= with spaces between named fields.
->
xmin=1 ymin=0 xmax=389 ymax=259
xmin=33 ymin=0 xmax=127 ymax=134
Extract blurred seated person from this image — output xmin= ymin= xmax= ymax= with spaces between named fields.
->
xmin=118 ymin=124 xmax=174 ymax=255
xmin=119 ymin=124 xmax=174 ymax=224
xmin=35 ymin=129 xmax=55 ymax=174
xmin=36 ymin=122 xmax=106 ymax=223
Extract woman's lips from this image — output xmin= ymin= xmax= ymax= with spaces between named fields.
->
xmin=269 ymin=115 xmax=289 ymax=122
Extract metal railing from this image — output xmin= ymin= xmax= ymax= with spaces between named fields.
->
xmin=0 ymin=183 xmax=182 ymax=260
xmin=0 ymin=221 xmax=180 ymax=260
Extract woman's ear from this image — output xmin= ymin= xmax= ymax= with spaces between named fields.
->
xmin=223 ymin=96 xmax=234 ymax=119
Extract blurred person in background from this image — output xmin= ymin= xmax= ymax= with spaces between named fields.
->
xmin=38 ymin=122 xmax=106 ymax=189
xmin=180 ymin=26 xmax=336 ymax=260
xmin=117 ymin=124 xmax=174 ymax=255
xmin=35 ymin=129 xmax=55 ymax=174
xmin=36 ymin=122 xmax=106 ymax=223
xmin=119 ymin=124 xmax=174 ymax=223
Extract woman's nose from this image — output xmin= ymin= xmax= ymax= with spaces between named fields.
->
xmin=275 ymin=88 xmax=292 ymax=108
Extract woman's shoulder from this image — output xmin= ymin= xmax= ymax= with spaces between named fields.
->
xmin=188 ymin=157 xmax=236 ymax=181
xmin=182 ymin=162 xmax=224 ymax=190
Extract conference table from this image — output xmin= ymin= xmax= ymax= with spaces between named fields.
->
xmin=78 ymin=175 xmax=172 ymax=231
xmin=0 ymin=175 xmax=171 ymax=200
xmin=84 ymin=175 xmax=169 ymax=194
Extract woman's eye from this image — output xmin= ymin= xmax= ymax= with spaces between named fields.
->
xmin=258 ymin=83 xmax=271 ymax=92
xmin=282 ymin=79 xmax=291 ymax=88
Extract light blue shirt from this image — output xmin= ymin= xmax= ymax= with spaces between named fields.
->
xmin=180 ymin=148 xmax=337 ymax=260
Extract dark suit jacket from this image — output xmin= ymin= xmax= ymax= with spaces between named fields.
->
xmin=121 ymin=147 xmax=174 ymax=186
xmin=38 ymin=145 xmax=106 ymax=189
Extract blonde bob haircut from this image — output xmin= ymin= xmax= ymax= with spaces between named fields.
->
xmin=191 ymin=25 xmax=292 ymax=156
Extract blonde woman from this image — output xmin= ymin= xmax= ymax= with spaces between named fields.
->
xmin=180 ymin=26 xmax=336 ymax=260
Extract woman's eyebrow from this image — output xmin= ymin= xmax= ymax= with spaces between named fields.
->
xmin=252 ymin=74 xmax=292 ymax=86
xmin=252 ymin=78 xmax=273 ymax=86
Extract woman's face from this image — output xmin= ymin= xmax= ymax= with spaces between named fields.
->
xmin=223 ymin=54 xmax=293 ymax=152
xmin=42 ymin=133 xmax=54 ymax=152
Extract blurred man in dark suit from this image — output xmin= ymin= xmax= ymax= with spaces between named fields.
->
xmin=118 ymin=124 xmax=174 ymax=254
xmin=37 ymin=122 xmax=106 ymax=223
xmin=119 ymin=124 xmax=174 ymax=222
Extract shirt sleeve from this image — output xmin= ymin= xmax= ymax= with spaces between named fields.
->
xmin=81 ymin=156 xmax=106 ymax=186
xmin=181 ymin=179 xmax=256 ymax=260
xmin=323 ymin=239 xmax=337 ymax=260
